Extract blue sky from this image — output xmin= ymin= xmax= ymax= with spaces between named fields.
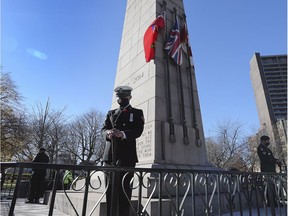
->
xmin=2 ymin=0 xmax=287 ymax=137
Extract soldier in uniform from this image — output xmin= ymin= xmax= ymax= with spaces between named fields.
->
xmin=257 ymin=135 xmax=281 ymax=172
xmin=101 ymin=85 xmax=144 ymax=216
xmin=257 ymin=135 xmax=282 ymax=207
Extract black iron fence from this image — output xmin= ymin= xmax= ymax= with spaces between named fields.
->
xmin=1 ymin=162 xmax=287 ymax=216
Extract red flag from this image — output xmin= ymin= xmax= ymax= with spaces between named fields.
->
xmin=180 ymin=22 xmax=194 ymax=65
xmin=144 ymin=12 xmax=165 ymax=62
xmin=165 ymin=17 xmax=182 ymax=65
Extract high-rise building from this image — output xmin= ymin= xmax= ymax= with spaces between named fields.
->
xmin=250 ymin=52 xmax=287 ymax=161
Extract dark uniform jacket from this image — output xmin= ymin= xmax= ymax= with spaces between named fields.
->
xmin=257 ymin=143 xmax=277 ymax=172
xmin=32 ymin=152 xmax=50 ymax=175
xmin=101 ymin=105 xmax=144 ymax=166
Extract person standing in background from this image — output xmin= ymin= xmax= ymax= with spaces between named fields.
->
xmin=257 ymin=135 xmax=282 ymax=207
xmin=63 ymin=170 xmax=73 ymax=190
xmin=257 ymin=135 xmax=282 ymax=172
xmin=26 ymin=147 xmax=49 ymax=203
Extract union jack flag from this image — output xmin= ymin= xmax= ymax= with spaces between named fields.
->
xmin=165 ymin=17 xmax=182 ymax=65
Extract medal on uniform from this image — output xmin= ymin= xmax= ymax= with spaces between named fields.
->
xmin=129 ymin=113 xmax=133 ymax=122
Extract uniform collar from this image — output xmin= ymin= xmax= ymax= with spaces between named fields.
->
xmin=120 ymin=104 xmax=131 ymax=111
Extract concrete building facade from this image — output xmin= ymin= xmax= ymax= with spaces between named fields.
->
xmin=250 ymin=52 xmax=287 ymax=160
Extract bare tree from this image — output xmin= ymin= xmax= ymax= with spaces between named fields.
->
xmin=205 ymin=120 xmax=248 ymax=171
xmin=21 ymin=99 xmax=68 ymax=163
xmin=0 ymin=72 xmax=28 ymax=161
xmin=242 ymin=134 xmax=261 ymax=172
xmin=0 ymin=72 xmax=22 ymax=110
xmin=65 ymin=109 xmax=105 ymax=165
xmin=271 ymin=122 xmax=287 ymax=164
xmin=45 ymin=108 xmax=68 ymax=164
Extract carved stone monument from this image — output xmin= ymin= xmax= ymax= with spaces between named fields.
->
xmin=111 ymin=0 xmax=210 ymax=170
xmin=53 ymin=1 xmax=213 ymax=215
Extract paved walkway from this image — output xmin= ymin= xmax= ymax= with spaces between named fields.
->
xmin=1 ymin=198 xmax=286 ymax=216
xmin=221 ymin=208 xmax=287 ymax=216
xmin=0 ymin=198 xmax=69 ymax=216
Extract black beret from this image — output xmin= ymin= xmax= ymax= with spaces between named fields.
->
xmin=114 ymin=86 xmax=133 ymax=98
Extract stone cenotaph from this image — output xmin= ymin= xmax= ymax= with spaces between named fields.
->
xmin=111 ymin=0 xmax=210 ymax=170
xmin=52 ymin=2 xmax=213 ymax=215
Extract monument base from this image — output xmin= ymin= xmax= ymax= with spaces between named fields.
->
xmin=136 ymin=162 xmax=216 ymax=171
xmin=50 ymin=189 xmax=242 ymax=216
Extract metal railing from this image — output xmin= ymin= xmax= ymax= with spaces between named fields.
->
xmin=1 ymin=162 xmax=287 ymax=216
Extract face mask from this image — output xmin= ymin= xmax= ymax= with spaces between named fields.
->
xmin=117 ymin=98 xmax=129 ymax=107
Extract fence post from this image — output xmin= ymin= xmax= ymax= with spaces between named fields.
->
xmin=8 ymin=167 xmax=23 ymax=216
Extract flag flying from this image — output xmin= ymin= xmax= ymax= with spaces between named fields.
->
xmin=165 ymin=17 xmax=182 ymax=65
xmin=180 ymin=22 xmax=194 ymax=66
xmin=143 ymin=12 xmax=165 ymax=62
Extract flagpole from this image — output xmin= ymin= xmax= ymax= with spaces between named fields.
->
xmin=163 ymin=0 xmax=175 ymax=143
xmin=177 ymin=65 xmax=189 ymax=144
xmin=183 ymin=13 xmax=201 ymax=146
xmin=174 ymin=7 xmax=189 ymax=145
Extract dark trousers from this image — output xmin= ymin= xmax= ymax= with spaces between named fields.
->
xmin=28 ymin=173 xmax=46 ymax=201
xmin=106 ymin=168 xmax=134 ymax=216
xmin=266 ymin=178 xmax=278 ymax=207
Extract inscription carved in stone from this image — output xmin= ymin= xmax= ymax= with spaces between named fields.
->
xmin=137 ymin=123 xmax=153 ymax=160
